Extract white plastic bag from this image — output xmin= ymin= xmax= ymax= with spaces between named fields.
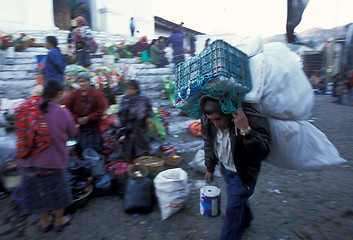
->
xmin=235 ymin=35 xmax=264 ymax=58
xmin=154 ymin=168 xmax=190 ymax=220
xmin=82 ymin=148 xmax=104 ymax=176
xmin=235 ymin=36 xmax=266 ymax=104
xmin=253 ymin=43 xmax=314 ymax=120
xmin=243 ymin=53 xmax=265 ymax=103
xmin=189 ymin=150 xmax=222 ymax=177
xmin=265 ymin=118 xmax=346 ymax=169
xmin=0 ymin=111 xmax=10 ymax=128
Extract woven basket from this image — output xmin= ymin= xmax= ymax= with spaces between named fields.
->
xmin=127 ymin=164 xmax=149 ymax=179
xmin=134 ymin=156 xmax=164 ymax=178
xmin=161 ymin=154 xmax=182 ymax=167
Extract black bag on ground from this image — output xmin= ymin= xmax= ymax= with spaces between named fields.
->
xmin=94 ymin=173 xmax=112 ymax=197
xmin=124 ymin=177 xmax=153 ymax=214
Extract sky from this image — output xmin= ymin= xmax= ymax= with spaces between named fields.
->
xmin=153 ymin=0 xmax=353 ymax=38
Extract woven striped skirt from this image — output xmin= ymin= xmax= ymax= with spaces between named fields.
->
xmin=21 ymin=167 xmax=73 ymax=214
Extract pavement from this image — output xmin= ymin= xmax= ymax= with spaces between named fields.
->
xmin=1 ymin=94 xmax=353 ymax=240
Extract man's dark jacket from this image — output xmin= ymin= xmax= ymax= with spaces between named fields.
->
xmin=201 ymin=106 xmax=271 ymax=189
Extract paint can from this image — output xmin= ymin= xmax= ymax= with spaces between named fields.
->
xmin=200 ymin=185 xmax=221 ymax=217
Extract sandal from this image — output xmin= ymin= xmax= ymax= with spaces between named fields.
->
xmin=40 ymin=215 xmax=54 ymax=233
xmin=54 ymin=215 xmax=72 ymax=232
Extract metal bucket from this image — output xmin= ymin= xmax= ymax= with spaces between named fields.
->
xmin=200 ymin=185 xmax=221 ymax=217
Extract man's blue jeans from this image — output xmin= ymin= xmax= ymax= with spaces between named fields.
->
xmin=220 ymin=168 xmax=255 ymax=240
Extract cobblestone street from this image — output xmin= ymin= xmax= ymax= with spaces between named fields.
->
xmin=1 ymin=94 xmax=353 ymax=240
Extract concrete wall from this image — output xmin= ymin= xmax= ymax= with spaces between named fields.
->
xmin=0 ymin=0 xmax=57 ymax=33
xmin=0 ymin=0 xmax=154 ymax=37
xmin=95 ymin=0 xmax=154 ymax=37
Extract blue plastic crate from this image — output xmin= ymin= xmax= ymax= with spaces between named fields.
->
xmin=174 ymin=40 xmax=252 ymax=118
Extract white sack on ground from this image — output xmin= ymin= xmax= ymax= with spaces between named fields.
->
xmin=189 ymin=150 xmax=222 ymax=177
xmin=154 ymin=168 xmax=190 ymax=220
xmin=265 ymin=118 xmax=346 ymax=169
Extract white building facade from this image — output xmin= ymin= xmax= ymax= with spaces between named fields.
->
xmin=0 ymin=0 xmax=154 ymax=37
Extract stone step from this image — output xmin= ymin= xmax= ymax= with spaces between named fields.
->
xmin=0 ymin=79 xmax=37 ymax=99
xmin=0 ymin=64 xmax=37 ymax=71
xmin=0 ymin=71 xmax=36 ymax=80
xmin=18 ymin=30 xmax=139 ymax=46
xmin=0 ymin=29 xmax=179 ymax=101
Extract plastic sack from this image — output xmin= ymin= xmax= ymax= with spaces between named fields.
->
xmin=249 ymin=43 xmax=314 ymax=120
xmin=149 ymin=111 xmax=167 ymax=140
xmin=83 ymin=148 xmax=104 ymax=176
xmin=94 ymin=173 xmax=112 ymax=197
xmin=0 ymin=112 xmax=10 ymax=128
xmin=141 ymin=50 xmax=151 ymax=62
xmin=243 ymin=53 xmax=265 ymax=103
xmin=265 ymin=118 xmax=346 ymax=169
xmin=189 ymin=150 xmax=222 ymax=178
xmin=124 ymin=177 xmax=153 ymax=214
xmin=235 ymin=35 xmax=264 ymax=58
xmin=154 ymin=168 xmax=189 ymax=220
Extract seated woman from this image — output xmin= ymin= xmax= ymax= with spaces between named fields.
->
xmin=63 ymin=72 xmax=108 ymax=154
xmin=149 ymin=39 xmax=168 ymax=68
xmin=131 ymin=36 xmax=150 ymax=57
xmin=118 ymin=80 xmax=153 ymax=162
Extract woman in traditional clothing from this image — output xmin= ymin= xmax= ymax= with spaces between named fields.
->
xmin=131 ymin=36 xmax=150 ymax=57
xmin=17 ymin=80 xmax=78 ymax=232
xmin=149 ymin=39 xmax=167 ymax=68
xmin=118 ymin=80 xmax=153 ymax=162
xmin=63 ymin=72 xmax=108 ymax=154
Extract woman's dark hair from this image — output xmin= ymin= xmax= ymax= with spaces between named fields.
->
xmin=39 ymin=79 xmax=65 ymax=113
xmin=201 ymin=96 xmax=227 ymax=116
xmin=46 ymin=36 xmax=58 ymax=48
xmin=127 ymin=80 xmax=140 ymax=92
xmin=150 ymin=39 xmax=158 ymax=46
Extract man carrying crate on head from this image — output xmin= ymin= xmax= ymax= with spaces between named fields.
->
xmin=174 ymin=39 xmax=271 ymax=240
xmin=200 ymin=96 xmax=271 ymax=240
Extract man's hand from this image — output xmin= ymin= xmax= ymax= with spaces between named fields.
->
xmin=204 ymin=171 xmax=213 ymax=183
xmin=232 ymin=109 xmax=249 ymax=131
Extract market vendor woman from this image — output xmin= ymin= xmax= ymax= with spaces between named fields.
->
xmin=64 ymin=72 xmax=108 ymax=154
xmin=118 ymin=80 xmax=153 ymax=162
xmin=17 ymin=80 xmax=78 ymax=232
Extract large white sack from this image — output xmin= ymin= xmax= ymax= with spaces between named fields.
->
xmin=243 ymin=53 xmax=266 ymax=103
xmin=154 ymin=168 xmax=190 ymax=220
xmin=265 ymin=118 xmax=346 ymax=169
xmin=252 ymin=43 xmax=314 ymax=120
xmin=189 ymin=150 xmax=222 ymax=177
xmin=235 ymin=36 xmax=266 ymax=104
xmin=235 ymin=35 xmax=264 ymax=58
